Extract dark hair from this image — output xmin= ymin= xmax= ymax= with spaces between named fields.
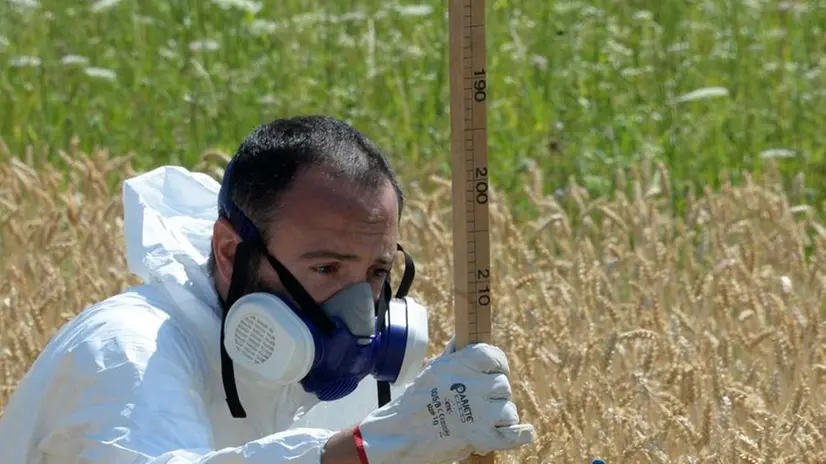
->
xmin=207 ymin=115 xmax=404 ymax=275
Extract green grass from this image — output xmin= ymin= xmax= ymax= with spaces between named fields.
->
xmin=2 ymin=0 xmax=826 ymax=219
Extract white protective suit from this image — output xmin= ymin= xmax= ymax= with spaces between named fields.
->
xmin=0 ymin=165 xmax=417 ymax=463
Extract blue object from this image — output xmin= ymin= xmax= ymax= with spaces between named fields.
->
xmin=592 ymin=460 xmax=606 ymax=464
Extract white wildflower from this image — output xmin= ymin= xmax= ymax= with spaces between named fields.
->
xmin=84 ymin=67 xmax=117 ymax=81
xmin=189 ymin=39 xmax=220 ymax=52
xmin=9 ymin=56 xmax=41 ymax=68
xmin=90 ymin=0 xmax=122 ymax=12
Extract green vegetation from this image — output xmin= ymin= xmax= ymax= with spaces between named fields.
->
xmin=2 ymin=0 xmax=825 ymax=218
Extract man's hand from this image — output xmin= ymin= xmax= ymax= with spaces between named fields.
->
xmin=344 ymin=342 xmax=535 ymax=464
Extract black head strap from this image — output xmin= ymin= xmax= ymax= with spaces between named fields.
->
xmin=220 ymin=239 xmax=253 ymax=419
xmin=376 ymin=244 xmax=416 ymax=408
xmin=395 ymin=244 xmax=415 ymax=298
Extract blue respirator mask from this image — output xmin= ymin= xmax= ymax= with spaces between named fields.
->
xmin=216 ymin=170 xmax=429 ymax=419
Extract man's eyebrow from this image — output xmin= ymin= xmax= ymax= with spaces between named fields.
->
xmin=300 ymin=250 xmax=359 ymax=261
xmin=299 ymin=249 xmax=395 ymax=265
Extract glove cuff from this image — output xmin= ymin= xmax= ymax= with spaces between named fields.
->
xmin=353 ymin=425 xmax=370 ymax=464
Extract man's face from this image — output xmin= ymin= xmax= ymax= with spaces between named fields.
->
xmin=212 ymin=167 xmax=401 ymax=306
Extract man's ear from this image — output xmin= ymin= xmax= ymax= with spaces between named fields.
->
xmin=212 ymin=217 xmax=241 ymax=298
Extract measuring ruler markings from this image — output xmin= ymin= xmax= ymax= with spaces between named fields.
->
xmin=450 ymin=0 xmax=494 ymax=463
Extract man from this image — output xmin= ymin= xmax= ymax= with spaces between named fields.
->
xmin=0 ymin=116 xmax=534 ymax=463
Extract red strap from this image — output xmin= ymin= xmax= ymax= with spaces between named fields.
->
xmin=353 ymin=425 xmax=370 ymax=464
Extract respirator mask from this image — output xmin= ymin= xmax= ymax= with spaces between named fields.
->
xmin=215 ymin=163 xmax=429 ymax=419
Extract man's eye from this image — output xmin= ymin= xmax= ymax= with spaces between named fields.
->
xmin=313 ymin=264 xmax=340 ymax=275
xmin=372 ymin=268 xmax=390 ymax=278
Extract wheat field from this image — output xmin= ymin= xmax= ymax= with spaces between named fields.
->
xmin=2 ymin=137 xmax=826 ymax=463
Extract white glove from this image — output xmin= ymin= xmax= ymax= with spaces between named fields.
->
xmin=355 ymin=342 xmax=535 ymax=464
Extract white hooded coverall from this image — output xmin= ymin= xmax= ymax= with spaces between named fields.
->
xmin=0 ymin=166 xmax=414 ymax=463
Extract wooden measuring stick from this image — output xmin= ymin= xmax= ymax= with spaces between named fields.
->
xmin=449 ymin=0 xmax=494 ymax=463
